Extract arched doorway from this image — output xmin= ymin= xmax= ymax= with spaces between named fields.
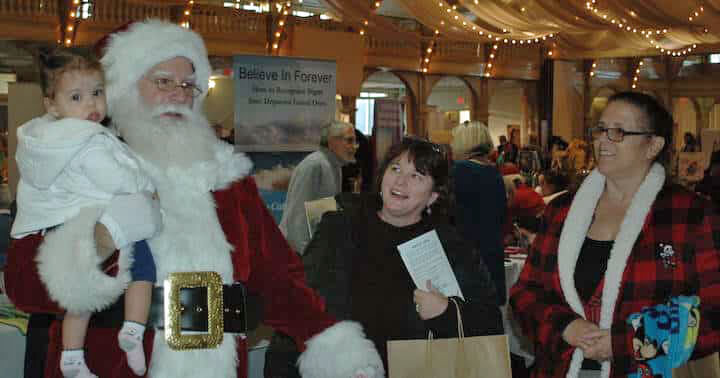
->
xmin=426 ymin=76 xmax=473 ymax=145
xmin=356 ymin=71 xmax=410 ymax=137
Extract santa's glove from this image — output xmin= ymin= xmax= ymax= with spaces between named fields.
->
xmin=99 ymin=191 xmax=162 ymax=250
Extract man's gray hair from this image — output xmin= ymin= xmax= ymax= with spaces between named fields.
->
xmin=320 ymin=120 xmax=354 ymax=147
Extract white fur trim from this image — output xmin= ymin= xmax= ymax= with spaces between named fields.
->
xmin=100 ymin=19 xmax=211 ymax=114
xmin=141 ymin=141 xmax=252 ymax=192
xmin=35 ymin=207 xmax=132 ymax=313
xmin=557 ymin=163 xmax=665 ymax=378
xmin=298 ymin=321 xmax=385 ymax=378
xmin=147 ymin=332 xmax=238 ymax=378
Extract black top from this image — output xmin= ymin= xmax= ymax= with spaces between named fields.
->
xmin=452 ymin=160 xmax=507 ymax=304
xmin=575 ymin=237 xmax=613 ymax=371
xmin=301 ymin=193 xmax=504 ymax=367
xmin=574 ymin=237 xmax=613 ymax=302
xmin=351 ymin=208 xmax=433 ymax=361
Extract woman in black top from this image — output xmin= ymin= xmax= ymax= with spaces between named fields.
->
xmin=307 ymin=139 xmax=502 ymax=366
xmin=265 ymin=138 xmax=504 ymax=377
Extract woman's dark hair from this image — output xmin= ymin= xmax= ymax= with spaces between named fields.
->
xmin=549 ymin=136 xmax=568 ymax=150
xmin=37 ymin=48 xmax=102 ymax=98
xmin=606 ymin=91 xmax=673 ymax=166
xmin=375 ymin=137 xmax=450 ymax=215
xmin=684 ymin=132 xmax=696 ymax=144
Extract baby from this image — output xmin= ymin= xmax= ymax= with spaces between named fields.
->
xmin=11 ymin=50 xmax=159 ymax=377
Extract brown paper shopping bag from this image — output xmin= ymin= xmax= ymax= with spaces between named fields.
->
xmin=387 ymin=299 xmax=512 ymax=378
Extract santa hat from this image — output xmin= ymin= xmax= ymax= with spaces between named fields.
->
xmin=99 ymin=19 xmax=211 ymax=114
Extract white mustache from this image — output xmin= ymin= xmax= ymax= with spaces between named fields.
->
xmin=152 ymin=104 xmax=193 ymax=118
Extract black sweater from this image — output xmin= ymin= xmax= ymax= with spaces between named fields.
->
xmin=302 ymin=193 xmax=504 ymax=366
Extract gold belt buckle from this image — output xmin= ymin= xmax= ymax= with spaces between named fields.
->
xmin=163 ymin=271 xmax=224 ymax=350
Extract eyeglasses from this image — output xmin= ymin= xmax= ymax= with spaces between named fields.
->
xmin=341 ymin=136 xmax=359 ymax=146
xmin=587 ymin=126 xmax=654 ymax=143
xmin=145 ymin=77 xmax=203 ymax=98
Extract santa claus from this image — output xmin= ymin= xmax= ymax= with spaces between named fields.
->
xmin=4 ymin=19 xmax=383 ymax=378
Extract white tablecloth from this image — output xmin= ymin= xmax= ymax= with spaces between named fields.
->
xmin=503 ymin=256 xmax=534 ymax=366
xmin=0 ymin=294 xmax=25 ymax=378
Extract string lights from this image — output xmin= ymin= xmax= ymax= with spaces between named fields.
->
xmin=360 ymin=0 xmax=383 ymax=36
xmin=484 ymin=43 xmax=499 ymax=77
xmin=419 ymin=28 xmax=443 ymax=73
xmin=688 ymin=4 xmax=704 ymax=22
xmin=631 ymin=59 xmax=644 ymax=90
xmin=584 ymin=0 xmax=700 ymax=56
xmin=271 ymin=2 xmax=292 ymax=53
xmin=179 ymin=0 xmax=194 ymax=29
xmin=438 ymin=0 xmax=555 ymax=45
xmin=60 ymin=0 xmax=82 ymax=46
xmin=589 ymin=60 xmax=597 ymax=77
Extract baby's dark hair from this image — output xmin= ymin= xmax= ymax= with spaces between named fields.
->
xmin=38 ymin=49 xmax=102 ymax=98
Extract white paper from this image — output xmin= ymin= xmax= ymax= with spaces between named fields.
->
xmin=397 ymin=230 xmax=464 ymax=300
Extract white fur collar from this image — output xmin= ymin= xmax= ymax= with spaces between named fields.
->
xmin=139 ymin=141 xmax=252 ymax=192
xmin=558 ymin=163 xmax=665 ymax=378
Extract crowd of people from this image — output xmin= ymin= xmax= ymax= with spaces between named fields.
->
xmin=1 ymin=18 xmax=719 ymax=378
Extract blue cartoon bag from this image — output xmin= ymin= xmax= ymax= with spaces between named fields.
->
xmin=627 ymin=296 xmax=701 ymax=378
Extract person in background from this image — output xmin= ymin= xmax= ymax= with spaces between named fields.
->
xmin=681 ymin=132 xmax=699 ymax=152
xmin=537 ymin=170 xmax=570 ymax=204
xmin=342 ymin=129 xmax=372 ymax=193
xmin=510 ymin=92 xmax=720 ymax=377
xmin=549 ymin=136 xmax=569 ymax=172
xmin=694 ymin=149 xmax=720 ymax=210
xmin=504 ymin=128 xmax=520 ymax=163
xmin=267 ymin=138 xmax=504 ymax=375
xmin=279 ymin=120 xmax=357 ymax=254
xmin=497 ymin=134 xmax=508 ymax=157
xmin=451 ymin=125 xmax=507 ymax=305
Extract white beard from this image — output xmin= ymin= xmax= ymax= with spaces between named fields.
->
xmin=111 ymin=93 xmax=218 ymax=170
xmin=110 ymin=93 xmax=244 ymax=377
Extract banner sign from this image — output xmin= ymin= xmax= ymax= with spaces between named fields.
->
xmin=233 ymin=55 xmax=336 ymax=151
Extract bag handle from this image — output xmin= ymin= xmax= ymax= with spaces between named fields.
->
xmin=420 ymin=297 xmax=471 ymax=377
xmin=424 ymin=297 xmax=465 ymax=340
xmin=451 ymin=297 xmax=465 ymax=339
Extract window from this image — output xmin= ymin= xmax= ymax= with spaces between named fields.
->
xmin=459 ymin=110 xmax=471 ymax=124
xmin=78 ymin=1 xmax=93 ymax=19
xmin=710 ymin=54 xmax=720 ymax=64
xmin=293 ymin=10 xmax=314 ymax=17
xmin=355 ymin=99 xmax=375 ymax=136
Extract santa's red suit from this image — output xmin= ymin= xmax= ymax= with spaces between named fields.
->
xmin=4 ymin=19 xmax=382 ymax=378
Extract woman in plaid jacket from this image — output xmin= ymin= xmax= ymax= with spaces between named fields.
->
xmin=510 ymin=92 xmax=720 ymax=378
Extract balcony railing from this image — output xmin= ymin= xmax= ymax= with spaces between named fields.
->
xmin=190 ymin=5 xmax=265 ymax=35
xmin=87 ymin=0 xmax=171 ymax=24
xmin=0 ymin=0 xmax=57 ymax=18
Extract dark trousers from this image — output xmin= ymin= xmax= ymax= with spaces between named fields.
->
xmin=264 ymin=332 xmax=301 ymax=378
xmin=24 ymin=313 xmax=54 ymax=378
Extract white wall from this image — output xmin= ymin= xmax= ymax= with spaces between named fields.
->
xmin=488 ymin=86 xmax=523 ymax=146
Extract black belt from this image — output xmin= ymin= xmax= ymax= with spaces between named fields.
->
xmin=88 ymin=281 xmax=263 ymax=335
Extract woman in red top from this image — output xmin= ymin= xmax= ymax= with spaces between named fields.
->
xmin=510 ymin=92 xmax=720 ymax=378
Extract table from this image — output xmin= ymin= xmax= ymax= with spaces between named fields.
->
xmin=503 ymin=255 xmax=534 ymax=366
xmin=0 ymin=294 xmax=26 ymax=378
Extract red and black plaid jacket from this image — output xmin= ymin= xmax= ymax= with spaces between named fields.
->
xmin=509 ymin=184 xmax=720 ymax=378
